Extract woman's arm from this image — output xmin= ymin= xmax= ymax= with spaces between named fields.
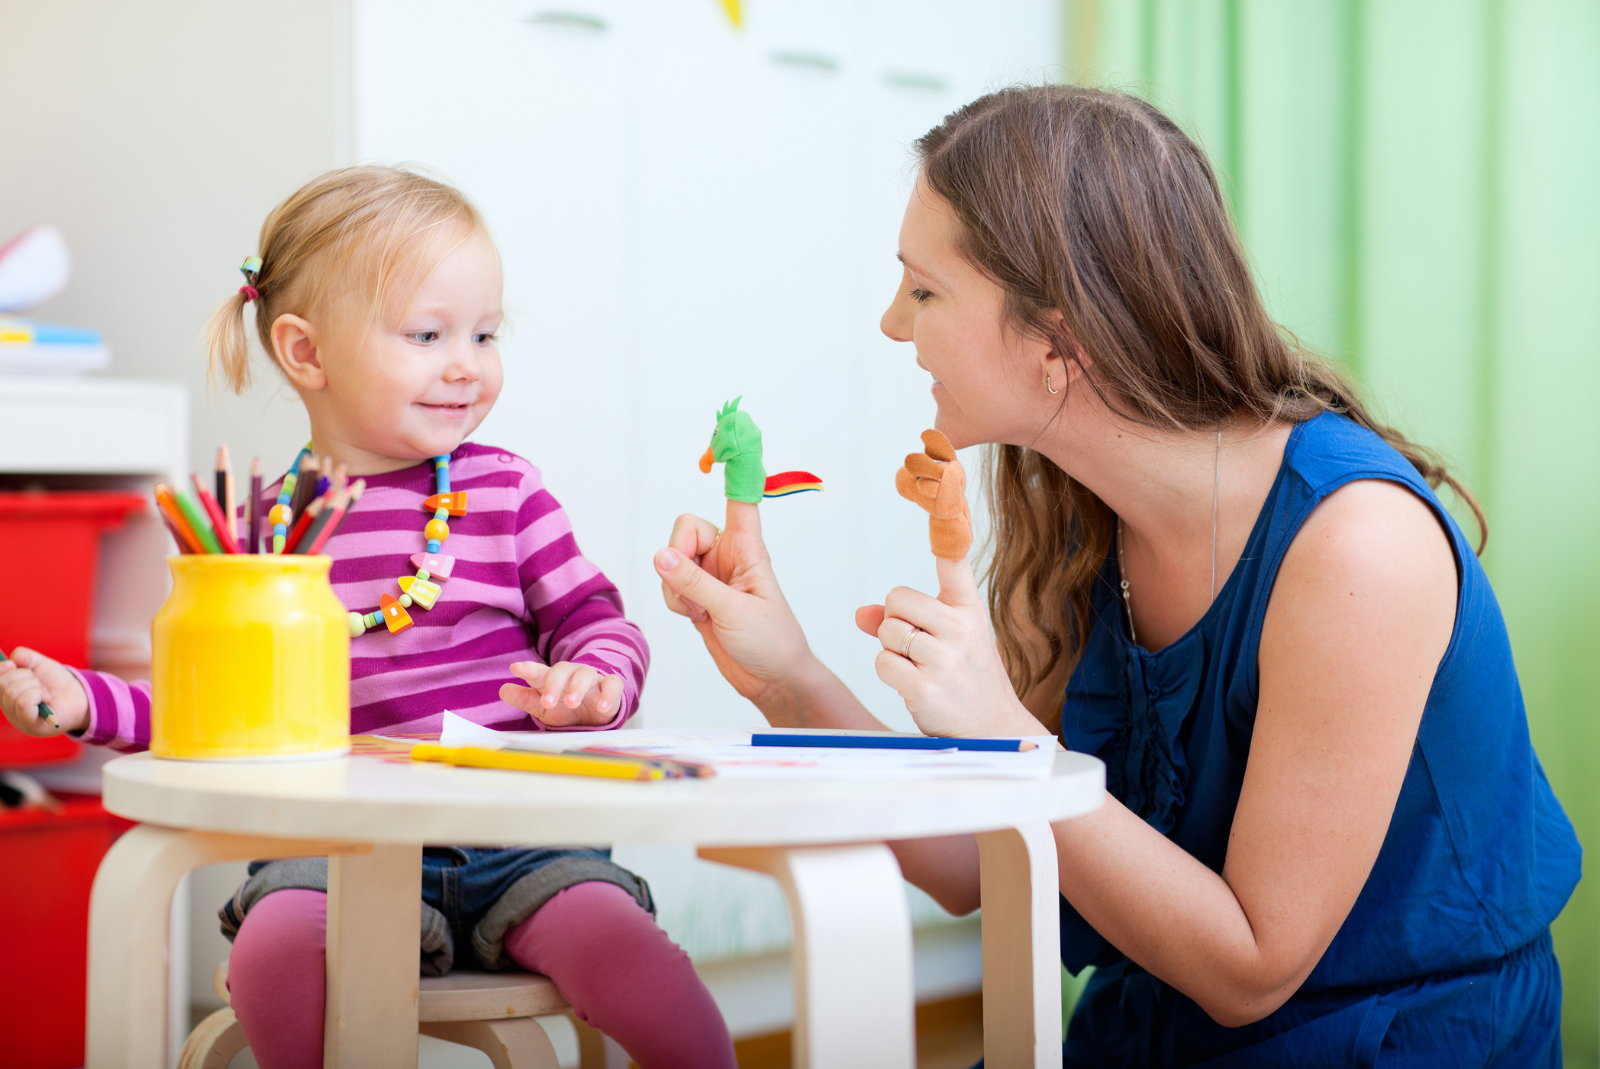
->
xmin=875 ymin=480 xmax=1457 ymax=1023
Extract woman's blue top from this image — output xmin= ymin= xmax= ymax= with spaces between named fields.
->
xmin=1059 ymin=412 xmax=1581 ymax=1067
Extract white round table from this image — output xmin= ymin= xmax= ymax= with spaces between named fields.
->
xmin=88 ymin=740 xmax=1103 ymax=1069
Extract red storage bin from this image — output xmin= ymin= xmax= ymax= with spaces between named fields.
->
xmin=0 ymin=491 xmax=148 ymax=766
xmin=0 ymin=794 xmax=134 ymax=1068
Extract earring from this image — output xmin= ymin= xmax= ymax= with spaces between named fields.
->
xmin=1045 ymin=372 xmax=1058 ymax=395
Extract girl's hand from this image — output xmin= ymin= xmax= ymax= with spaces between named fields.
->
xmin=500 ymin=661 xmax=625 ymax=727
xmin=856 ymin=555 xmax=1048 ymax=738
xmin=654 ymin=499 xmax=815 ymax=712
xmin=0 ymin=648 xmax=89 ymax=737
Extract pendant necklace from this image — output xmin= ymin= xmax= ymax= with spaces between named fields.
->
xmin=1118 ymin=429 xmax=1221 ymax=647
xmin=272 ymin=448 xmax=465 ymax=637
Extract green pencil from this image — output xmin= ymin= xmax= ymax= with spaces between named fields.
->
xmin=5 ymin=649 xmax=56 ymax=727
xmin=173 ymin=488 xmax=224 ymax=553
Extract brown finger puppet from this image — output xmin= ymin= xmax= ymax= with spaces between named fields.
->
xmin=896 ymin=429 xmax=973 ymax=560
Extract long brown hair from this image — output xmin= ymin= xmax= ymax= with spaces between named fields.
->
xmin=915 ymin=85 xmax=1485 ymax=720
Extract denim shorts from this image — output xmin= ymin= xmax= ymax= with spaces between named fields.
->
xmin=219 ymin=845 xmax=654 ymax=975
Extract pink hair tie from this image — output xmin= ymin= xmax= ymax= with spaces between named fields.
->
xmin=238 ymin=255 xmax=263 ymax=302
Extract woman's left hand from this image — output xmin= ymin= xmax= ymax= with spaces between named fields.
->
xmin=856 ymin=554 xmax=1047 ymax=738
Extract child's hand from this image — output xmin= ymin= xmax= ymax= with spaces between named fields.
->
xmin=499 ymin=661 xmax=625 ymax=727
xmin=0 ymin=648 xmax=90 ymax=736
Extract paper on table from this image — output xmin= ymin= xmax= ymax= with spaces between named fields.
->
xmin=425 ymin=712 xmax=1057 ymax=780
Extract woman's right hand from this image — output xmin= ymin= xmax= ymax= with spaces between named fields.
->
xmin=0 ymin=647 xmax=89 ymax=736
xmin=655 ymin=499 xmax=816 ymax=716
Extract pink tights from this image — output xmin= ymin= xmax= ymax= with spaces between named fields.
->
xmin=227 ymin=883 xmax=735 ymax=1069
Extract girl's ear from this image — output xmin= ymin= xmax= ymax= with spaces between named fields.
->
xmin=270 ymin=314 xmax=327 ymax=392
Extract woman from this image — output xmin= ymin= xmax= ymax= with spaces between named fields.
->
xmin=653 ymin=86 xmax=1580 ymax=1065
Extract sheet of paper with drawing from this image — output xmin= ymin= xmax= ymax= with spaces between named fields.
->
xmin=405 ymin=712 xmax=1057 ymax=780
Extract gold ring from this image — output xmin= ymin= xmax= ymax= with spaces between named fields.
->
xmin=900 ymin=626 xmax=920 ymax=659
xmin=709 ymin=525 xmax=723 ymax=553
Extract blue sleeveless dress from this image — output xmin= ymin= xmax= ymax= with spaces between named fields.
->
xmin=1058 ymin=412 xmax=1581 ymax=1067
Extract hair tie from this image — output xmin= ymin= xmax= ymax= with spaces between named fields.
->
xmin=238 ymin=256 xmax=263 ymax=302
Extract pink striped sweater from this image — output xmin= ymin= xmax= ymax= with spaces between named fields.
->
xmin=71 ymin=443 xmax=649 ymax=751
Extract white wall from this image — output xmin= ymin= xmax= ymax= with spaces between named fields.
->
xmin=0 ymin=0 xmax=341 ymax=478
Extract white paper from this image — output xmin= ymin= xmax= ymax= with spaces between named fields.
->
xmin=432 ymin=712 xmax=1055 ymax=780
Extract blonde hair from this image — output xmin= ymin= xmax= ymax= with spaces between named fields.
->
xmin=205 ymin=166 xmax=487 ymax=394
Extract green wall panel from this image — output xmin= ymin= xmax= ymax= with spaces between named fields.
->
xmin=1067 ymin=0 xmax=1598 ymax=1057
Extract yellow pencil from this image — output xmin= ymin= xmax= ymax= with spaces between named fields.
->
xmin=410 ymin=744 xmax=666 ymax=781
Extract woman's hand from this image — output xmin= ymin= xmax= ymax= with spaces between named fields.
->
xmin=857 ymin=554 xmax=1047 ymax=738
xmin=500 ymin=661 xmax=625 ymax=727
xmin=655 ymin=499 xmax=817 ymax=716
xmin=0 ymin=647 xmax=89 ymax=736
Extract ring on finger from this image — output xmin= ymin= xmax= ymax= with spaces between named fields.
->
xmin=708 ymin=525 xmax=723 ymax=553
xmin=900 ymin=625 xmax=922 ymax=660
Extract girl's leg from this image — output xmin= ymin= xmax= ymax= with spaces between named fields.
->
xmin=226 ymin=888 xmax=328 ymax=1069
xmin=504 ymin=881 xmax=736 ymax=1069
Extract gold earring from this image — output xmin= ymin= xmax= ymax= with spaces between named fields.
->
xmin=1045 ymin=372 xmax=1058 ymax=395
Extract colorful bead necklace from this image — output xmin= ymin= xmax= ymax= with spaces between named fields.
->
xmin=273 ymin=447 xmax=465 ymax=639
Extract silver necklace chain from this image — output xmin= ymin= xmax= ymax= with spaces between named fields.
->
xmin=1118 ymin=429 xmax=1221 ymax=647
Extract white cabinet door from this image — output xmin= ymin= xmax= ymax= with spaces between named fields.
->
xmin=349 ymin=0 xmax=1059 ymax=732
xmin=353 ymin=0 xmax=639 ymax=579
xmin=628 ymin=0 xmax=866 ymax=729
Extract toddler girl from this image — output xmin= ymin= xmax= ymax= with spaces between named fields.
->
xmin=0 ymin=166 xmax=736 ymax=1069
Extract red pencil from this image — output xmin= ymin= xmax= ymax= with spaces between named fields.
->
xmin=190 ymin=474 xmax=241 ymax=553
xmin=304 ymin=480 xmax=363 ymax=555
xmin=280 ymin=496 xmax=326 ymax=555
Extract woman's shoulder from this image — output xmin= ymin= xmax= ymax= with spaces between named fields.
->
xmin=1284 ymin=412 xmax=1429 ymax=497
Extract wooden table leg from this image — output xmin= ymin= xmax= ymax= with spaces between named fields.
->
xmin=324 ymin=843 xmax=423 ymax=1068
xmin=701 ymin=844 xmax=914 ymax=1069
xmin=86 ymin=826 xmax=370 ymax=1069
xmin=976 ymin=822 xmax=1063 ymax=1069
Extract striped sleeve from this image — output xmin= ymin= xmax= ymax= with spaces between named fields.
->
xmin=67 ymin=667 xmax=151 ymax=752
xmin=513 ymin=465 xmax=649 ymax=729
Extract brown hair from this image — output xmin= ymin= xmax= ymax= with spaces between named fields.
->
xmin=914 ymin=85 xmax=1485 ymax=721
xmin=205 ymin=166 xmax=486 ymax=394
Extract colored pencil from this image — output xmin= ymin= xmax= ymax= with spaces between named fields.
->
xmin=314 ymin=454 xmax=333 ymax=499
xmin=577 ymin=748 xmax=715 ymax=778
xmin=281 ymin=497 xmax=326 ymax=555
xmin=288 ymin=454 xmax=318 ymax=520
xmin=191 ymin=474 xmax=241 ymax=553
xmin=248 ymin=457 xmax=263 ymax=554
xmin=750 ymin=733 xmax=1038 ymax=752
xmin=217 ymin=445 xmax=236 ymax=543
xmin=303 ymin=479 xmax=362 ymax=555
xmin=171 ymin=487 xmax=223 ymax=554
xmin=6 ymin=648 xmax=57 ymax=726
xmin=153 ymin=484 xmax=205 ymax=554
xmin=410 ymin=743 xmax=667 ymax=781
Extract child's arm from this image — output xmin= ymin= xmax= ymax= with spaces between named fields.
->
xmin=0 ymin=647 xmax=150 ymax=751
xmin=499 ymin=465 xmax=649 ymax=731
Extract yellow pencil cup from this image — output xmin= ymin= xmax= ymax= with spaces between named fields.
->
xmin=151 ymin=555 xmax=350 ymax=760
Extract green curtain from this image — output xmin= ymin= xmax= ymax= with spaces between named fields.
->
xmin=1063 ymin=0 xmax=1599 ymax=1059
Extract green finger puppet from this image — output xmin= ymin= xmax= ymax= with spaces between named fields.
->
xmin=699 ymin=397 xmax=823 ymax=503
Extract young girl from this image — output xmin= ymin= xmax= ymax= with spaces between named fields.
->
xmin=0 ymin=166 xmax=736 ymax=1069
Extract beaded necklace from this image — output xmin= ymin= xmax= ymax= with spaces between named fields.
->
xmin=272 ymin=447 xmax=463 ymax=638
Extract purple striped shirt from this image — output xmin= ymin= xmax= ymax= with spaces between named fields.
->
xmin=73 ymin=443 xmax=649 ymax=750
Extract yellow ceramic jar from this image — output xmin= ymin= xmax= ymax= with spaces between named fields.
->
xmin=152 ymin=555 xmax=350 ymax=760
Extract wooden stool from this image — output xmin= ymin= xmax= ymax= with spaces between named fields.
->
xmin=178 ymin=960 xmax=620 ymax=1069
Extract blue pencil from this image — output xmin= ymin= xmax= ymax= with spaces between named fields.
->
xmin=751 ymin=733 xmax=1036 ymax=752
